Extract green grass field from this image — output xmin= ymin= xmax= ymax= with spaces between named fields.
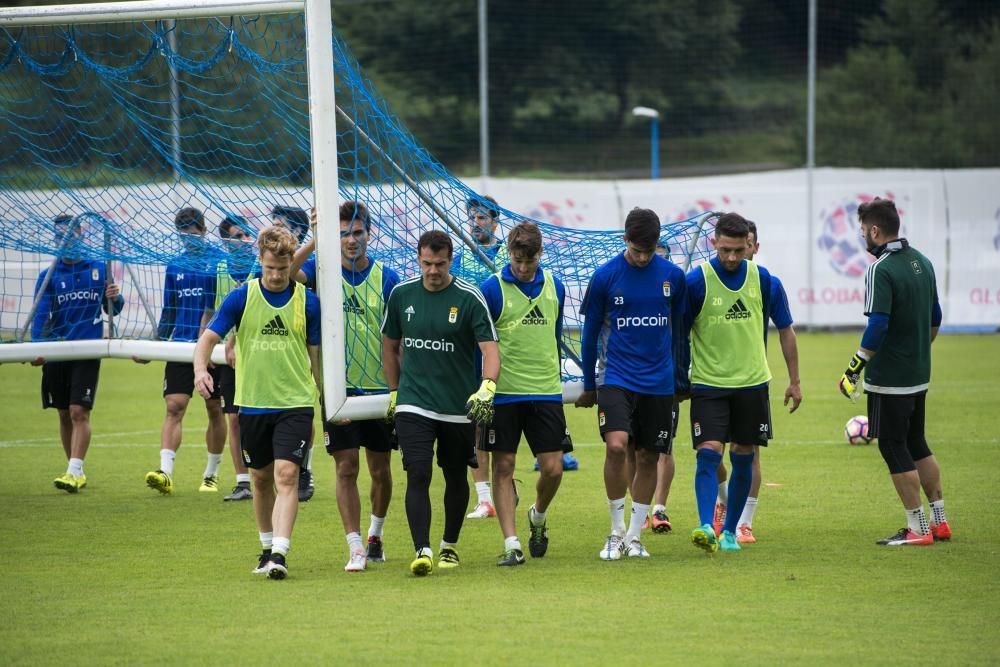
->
xmin=1 ymin=333 xmax=999 ymax=666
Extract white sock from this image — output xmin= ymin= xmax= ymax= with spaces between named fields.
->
xmin=439 ymin=540 xmax=456 ymax=552
xmin=475 ymin=481 xmax=491 ymax=504
xmin=204 ymin=453 xmax=222 ymax=478
xmin=159 ymin=449 xmax=176 ymax=476
xmin=652 ymin=504 xmax=666 ymax=515
xmin=67 ymin=458 xmax=84 ymax=477
xmin=905 ymin=507 xmax=930 ymax=536
xmin=739 ymin=496 xmax=759 ymax=527
xmin=929 ymin=499 xmax=946 ymax=525
xmin=259 ymin=531 xmax=273 ymax=549
xmin=272 ymin=536 xmax=291 ymax=556
xmin=608 ymin=497 xmax=626 ymax=536
xmin=529 ymin=506 xmax=546 ymax=526
xmin=626 ymin=502 xmax=650 ymax=542
xmin=417 ymin=546 xmax=433 ymax=558
xmin=368 ymin=514 xmax=385 ymax=538
xmin=717 ymin=482 xmax=728 ymax=506
xmin=346 ymin=531 xmax=363 ymax=553
xmin=236 ymin=473 xmax=250 ymax=485
xmin=504 ymin=535 xmax=522 ymax=552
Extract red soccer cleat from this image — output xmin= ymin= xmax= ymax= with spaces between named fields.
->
xmin=876 ymin=527 xmax=933 ymax=546
xmin=736 ymin=523 xmax=756 ymax=544
xmin=713 ymin=502 xmax=726 ymax=537
xmin=930 ymin=521 xmax=951 ymax=541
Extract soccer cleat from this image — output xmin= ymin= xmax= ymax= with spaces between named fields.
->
xmin=625 ymin=538 xmax=650 ymax=558
xmin=713 ymin=502 xmax=727 ymax=537
xmin=562 ymin=452 xmax=579 ymax=471
xmin=297 ymin=467 xmax=314 ymax=502
xmin=266 ymin=553 xmax=288 ymax=579
xmin=410 ymin=549 xmax=433 ymax=577
xmin=691 ymin=523 xmax=719 ymax=553
xmin=599 ymin=534 xmax=625 ymax=561
xmin=53 ymin=472 xmax=81 ymax=494
xmin=344 ymin=550 xmax=367 ymax=572
xmin=145 ymin=470 xmax=173 ymax=495
xmin=77 ymin=474 xmax=87 ymax=489
xmin=527 ymin=506 xmax=549 ymax=558
xmin=366 ymin=536 xmax=386 ymax=562
xmin=737 ymin=524 xmax=756 ymax=544
xmin=497 ymin=548 xmax=526 ymax=567
xmin=466 ymin=500 xmax=496 ymax=519
xmin=719 ymin=530 xmax=741 ymax=551
xmin=876 ymin=527 xmax=933 ymax=546
xmin=651 ymin=510 xmax=673 ymax=534
xmin=931 ymin=521 xmax=951 ymax=541
xmin=252 ymin=549 xmax=272 ymax=574
xmin=223 ymin=483 xmax=252 ymax=502
xmin=198 ymin=475 xmax=219 ymax=492
xmin=438 ymin=547 xmax=461 ymax=569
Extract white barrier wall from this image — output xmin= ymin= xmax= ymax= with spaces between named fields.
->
xmin=492 ymin=168 xmax=1000 ymax=328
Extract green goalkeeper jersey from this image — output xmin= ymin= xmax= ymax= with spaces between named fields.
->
xmin=381 ymin=275 xmax=498 ymax=422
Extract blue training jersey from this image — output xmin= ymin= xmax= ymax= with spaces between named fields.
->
xmin=31 ymin=259 xmax=123 ymax=341
xmin=580 ymin=252 xmax=687 ymax=395
xmin=480 ymin=264 xmax=566 ymax=404
xmin=158 ymin=258 xmax=217 ymax=342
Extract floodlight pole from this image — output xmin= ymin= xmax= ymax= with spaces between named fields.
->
xmin=632 ymin=106 xmax=661 ymax=179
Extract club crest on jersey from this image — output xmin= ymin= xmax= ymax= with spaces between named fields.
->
xmin=448 ymin=306 xmax=458 ymax=323
xmin=662 ymin=281 xmax=671 ymax=297
xmin=91 ymin=269 xmax=99 ymax=281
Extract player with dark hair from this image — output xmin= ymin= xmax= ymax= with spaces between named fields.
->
xmin=195 ymin=225 xmax=322 ymax=579
xmin=32 ymin=214 xmax=124 ymax=492
xmin=838 ymin=197 xmax=947 ymax=546
xmin=479 ymin=221 xmax=571 ymax=566
xmin=272 ymin=205 xmax=310 ymax=244
xmin=711 ymin=220 xmax=801 ymax=541
xmin=145 ymin=208 xmax=224 ymax=496
xmin=292 ymin=200 xmax=400 ymax=571
xmin=381 ymin=230 xmax=500 ymax=576
xmin=576 ymin=207 xmax=687 ymax=560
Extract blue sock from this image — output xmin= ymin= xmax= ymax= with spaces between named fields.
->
xmin=724 ymin=452 xmax=755 ymax=534
xmin=695 ymin=449 xmax=723 ymax=527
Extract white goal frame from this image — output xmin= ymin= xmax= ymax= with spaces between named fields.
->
xmin=0 ymin=0 xmax=354 ymax=420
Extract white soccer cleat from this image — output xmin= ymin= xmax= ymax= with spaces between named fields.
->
xmin=344 ymin=550 xmax=367 ymax=572
xmin=466 ymin=500 xmax=496 ymax=519
xmin=599 ymin=534 xmax=625 ymax=561
xmin=625 ymin=538 xmax=651 ymax=558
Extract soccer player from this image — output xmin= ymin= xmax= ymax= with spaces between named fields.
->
xmin=681 ymin=213 xmax=799 ymax=553
xmin=294 ymin=201 xmax=400 ymax=572
xmin=838 ymin=197 xmax=948 ymax=546
xmin=381 ymin=230 xmax=499 ymax=576
xmin=195 ymin=225 xmax=321 ymax=579
xmin=144 ymin=208 xmax=225 ymax=495
xmin=479 ymin=221 xmax=571 ymax=566
xmin=575 ymin=208 xmax=686 ymax=560
xmin=650 ymin=239 xmax=678 ymax=533
xmin=209 ymin=215 xmax=256 ymax=501
xmin=714 ymin=220 xmax=802 ymax=543
xmin=31 ymin=214 xmax=124 ymax=492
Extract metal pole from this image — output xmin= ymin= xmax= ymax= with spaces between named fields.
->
xmin=650 ymin=118 xmax=660 ymax=179
xmin=806 ymin=0 xmax=817 ymax=325
xmin=0 ymin=0 xmax=304 ymax=26
xmin=104 ymin=227 xmax=115 ymax=339
xmin=478 ymin=0 xmax=489 ymax=192
xmin=167 ymin=19 xmax=181 ymax=184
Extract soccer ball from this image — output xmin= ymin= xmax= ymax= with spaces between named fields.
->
xmin=844 ymin=415 xmax=871 ymax=445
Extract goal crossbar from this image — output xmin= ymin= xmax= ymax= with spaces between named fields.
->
xmin=0 ymin=0 xmax=304 ymax=26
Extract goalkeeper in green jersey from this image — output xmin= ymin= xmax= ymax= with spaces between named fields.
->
xmin=381 ymin=230 xmax=500 ymax=576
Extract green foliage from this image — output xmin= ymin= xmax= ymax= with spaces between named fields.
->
xmin=1 ymin=333 xmax=999 ymax=664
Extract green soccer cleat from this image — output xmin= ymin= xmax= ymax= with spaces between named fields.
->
xmin=719 ymin=530 xmax=742 ymax=552
xmin=77 ymin=474 xmax=87 ymax=489
xmin=410 ymin=549 xmax=433 ymax=577
xmin=53 ymin=472 xmax=80 ymax=494
xmin=145 ymin=470 xmax=173 ymax=495
xmin=198 ymin=475 xmax=220 ymax=492
xmin=691 ymin=523 xmax=719 ymax=553
xmin=438 ymin=546 xmax=460 ymax=569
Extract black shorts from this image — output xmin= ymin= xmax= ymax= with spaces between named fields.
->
xmin=690 ymin=386 xmax=772 ymax=448
xmin=216 ymin=365 xmax=238 ymax=414
xmin=238 ymin=407 xmax=314 ymax=469
xmin=867 ymin=391 xmax=930 ymax=454
xmin=394 ymin=411 xmax=476 ymax=471
xmin=41 ymin=360 xmax=101 ymax=410
xmin=597 ymin=385 xmax=674 ymax=454
xmin=163 ymin=361 xmax=222 ymax=400
xmin=324 ymin=419 xmax=397 ymax=453
xmin=479 ymin=401 xmax=569 ymax=457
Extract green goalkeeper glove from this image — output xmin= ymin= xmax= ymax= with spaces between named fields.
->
xmin=465 ymin=378 xmax=496 ymax=425
xmin=838 ymin=352 xmax=867 ymax=401
xmin=384 ymin=390 xmax=398 ymax=423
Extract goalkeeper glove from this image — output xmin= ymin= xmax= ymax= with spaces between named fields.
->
xmin=838 ymin=352 xmax=868 ymax=400
xmin=385 ymin=389 xmax=398 ymax=423
xmin=465 ymin=378 xmax=497 ymax=425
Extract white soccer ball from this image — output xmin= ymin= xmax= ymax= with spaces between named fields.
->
xmin=845 ymin=415 xmax=871 ymax=445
